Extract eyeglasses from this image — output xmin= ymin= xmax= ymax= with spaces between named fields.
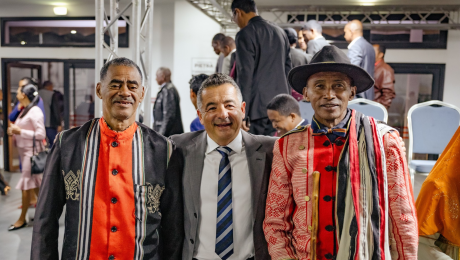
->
xmin=231 ymin=10 xmax=237 ymax=23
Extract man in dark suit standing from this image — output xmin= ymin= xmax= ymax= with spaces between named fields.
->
xmin=344 ymin=20 xmax=376 ymax=100
xmin=171 ymin=74 xmax=276 ymax=260
xmin=284 ymin=28 xmax=312 ymax=67
xmin=232 ymin=0 xmax=291 ymax=135
xmin=302 ymin=20 xmax=330 ymax=56
xmin=153 ymin=67 xmax=184 ymax=137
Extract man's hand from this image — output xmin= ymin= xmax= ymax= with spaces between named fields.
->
xmin=241 ymin=119 xmax=250 ymax=132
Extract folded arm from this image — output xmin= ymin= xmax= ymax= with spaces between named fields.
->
xmin=263 ymin=139 xmax=298 ymax=260
xmin=31 ymin=134 xmax=66 ymax=260
xmin=384 ymin=131 xmax=418 ymax=260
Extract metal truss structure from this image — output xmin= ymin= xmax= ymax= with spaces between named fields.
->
xmin=95 ymin=0 xmax=155 ymax=127
xmin=259 ymin=5 xmax=460 ymax=30
xmin=186 ymin=0 xmax=235 ymax=30
xmin=186 ymin=1 xmax=460 ymax=30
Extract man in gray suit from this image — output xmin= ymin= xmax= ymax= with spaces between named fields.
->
xmin=284 ymin=27 xmax=312 ymax=67
xmin=171 ymin=74 xmax=276 ymax=260
xmin=344 ymin=20 xmax=376 ymax=100
xmin=302 ymin=20 xmax=330 ymax=55
xmin=232 ymin=0 xmax=291 ymax=135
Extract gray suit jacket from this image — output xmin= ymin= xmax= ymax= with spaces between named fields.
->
xmin=347 ymin=37 xmax=376 ymax=100
xmin=236 ymin=16 xmax=291 ymax=121
xmin=290 ymin=47 xmax=312 ymax=67
xmin=170 ymin=130 xmax=277 ymax=260
xmin=306 ymin=36 xmax=330 ymax=55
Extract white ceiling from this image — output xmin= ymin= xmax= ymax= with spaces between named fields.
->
xmin=0 ymin=0 xmax=459 ymax=6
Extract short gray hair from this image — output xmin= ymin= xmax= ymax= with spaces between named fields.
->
xmin=301 ymin=20 xmax=323 ymax=34
xmin=100 ymin=57 xmax=143 ymax=82
xmin=197 ymin=73 xmax=243 ymax=111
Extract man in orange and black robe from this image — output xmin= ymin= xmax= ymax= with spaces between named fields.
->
xmin=31 ymin=58 xmax=183 ymax=260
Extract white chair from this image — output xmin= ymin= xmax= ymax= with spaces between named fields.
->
xmin=298 ymin=101 xmax=315 ymax=123
xmin=407 ymin=100 xmax=460 ymax=185
xmin=348 ymin=98 xmax=388 ymax=123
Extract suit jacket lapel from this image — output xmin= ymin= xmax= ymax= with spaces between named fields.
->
xmin=187 ymin=131 xmax=207 ymax=214
xmin=242 ymin=131 xmax=265 ymax=221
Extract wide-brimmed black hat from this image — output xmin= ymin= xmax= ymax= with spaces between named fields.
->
xmin=288 ymin=45 xmax=374 ymax=94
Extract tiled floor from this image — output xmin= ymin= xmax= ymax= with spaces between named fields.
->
xmin=0 ymin=170 xmax=428 ymax=260
xmin=0 ymin=172 xmax=64 ymax=260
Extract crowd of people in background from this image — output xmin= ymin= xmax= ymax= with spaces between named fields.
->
xmin=3 ymin=0 xmax=459 ymax=260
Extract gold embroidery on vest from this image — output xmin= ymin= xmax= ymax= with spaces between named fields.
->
xmin=146 ymin=182 xmax=165 ymax=215
xmin=63 ymin=170 xmax=80 ymax=201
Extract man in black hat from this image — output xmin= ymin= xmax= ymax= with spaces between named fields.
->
xmin=263 ymin=45 xmax=418 ymax=260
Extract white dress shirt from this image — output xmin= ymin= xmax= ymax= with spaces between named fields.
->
xmin=221 ymin=49 xmax=236 ymax=75
xmin=194 ymin=131 xmax=254 ymax=260
xmin=347 ymin=36 xmax=363 ymax=49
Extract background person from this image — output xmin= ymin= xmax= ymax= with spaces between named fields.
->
xmin=267 ymin=94 xmax=309 ymax=137
xmin=232 ymin=0 xmax=292 ymax=135
xmin=284 ymin=27 xmax=312 ymax=67
xmin=7 ymin=83 xmax=45 ymax=231
xmin=220 ymin=36 xmax=236 ymax=75
xmin=38 ymin=80 xmax=63 ymax=146
xmin=344 ymin=19 xmax=376 ymax=100
xmin=189 ymin=74 xmax=209 ymax=132
xmin=302 ymin=20 xmax=330 ymax=55
xmin=9 ymin=77 xmax=46 ymax=124
xmin=171 ymin=73 xmax=276 ymax=260
xmin=297 ymin=29 xmax=307 ymax=52
xmin=373 ymin=44 xmax=396 ymax=109
xmin=212 ymin=33 xmax=226 ymax=73
xmin=153 ymin=67 xmax=184 ymax=137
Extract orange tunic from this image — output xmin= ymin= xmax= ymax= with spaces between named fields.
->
xmin=89 ymin=118 xmax=138 ymax=260
xmin=416 ymin=126 xmax=460 ymax=246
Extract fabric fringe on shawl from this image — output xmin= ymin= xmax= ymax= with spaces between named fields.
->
xmin=335 ymin=110 xmax=392 ymax=260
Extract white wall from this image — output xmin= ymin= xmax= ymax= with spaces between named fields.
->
xmin=172 ymin=0 xmax=221 ymax=131
xmin=384 ymin=30 xmax=460 ymax=109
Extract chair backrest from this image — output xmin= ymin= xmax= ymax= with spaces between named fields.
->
xmin=348 ymin=98 xmax=388 ymax=123
xmin=407 ymin=100 xmax=460 ymax=160
xmin=298 ymin=101 xmax=315 ymax=123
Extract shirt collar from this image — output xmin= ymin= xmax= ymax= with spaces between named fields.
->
xmin=347 ymin=36 xmax=362 ymax=49
xmin=206 ymin=130 xmax=243 ymax=155
xmin=295 ymin=119 xmax=305 ymax=128
xmin=311 ymin=109 xmax=351 ymax=134
xmin=313 ymin=35 xmax=325 ymax=41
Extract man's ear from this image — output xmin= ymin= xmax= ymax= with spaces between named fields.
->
xmin=96 ymin=82 xmax=103 ymax=99
xmin=241 ymin=101 xmax=246 ymax=116
xmin=302 ymin=86 xmax=310 ymax=102
xmin=350 ymin=86 xmax=357 ymax=100
xmin=140 ymin=86 xmax=145 ymax=103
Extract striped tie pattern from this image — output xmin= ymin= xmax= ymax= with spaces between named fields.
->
xmin=215 ymin=146 xmax=234 ymax=260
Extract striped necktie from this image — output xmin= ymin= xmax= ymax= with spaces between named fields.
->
xmin=215 ymin=146 xmax=234 ymax=260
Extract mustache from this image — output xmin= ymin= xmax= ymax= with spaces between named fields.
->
xmin=213 ymin=118 xmax=232 ymax=125
xmin=112 ymin=97 xmax=135 ymax=103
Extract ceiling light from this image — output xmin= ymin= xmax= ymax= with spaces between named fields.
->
xmin=54 ymin=7 xmax=67 ymax=15
xmin=71 ymin=30 xmax=77 ymax=34
xmin=361 ymin=2 xmax=375 ymax=5
xmin=20 ymin=41 xmax=26 ymax=45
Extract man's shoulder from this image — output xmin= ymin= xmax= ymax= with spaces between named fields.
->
xmin=280 ymin=124 xmax=310 ymax=139
xmin=249 ymin=133 xmax=278 ymax=146
xmin=170 ymin=130 xmax=205 ymax=148
xmin=58 ymin=119 xmax=96 ymax=145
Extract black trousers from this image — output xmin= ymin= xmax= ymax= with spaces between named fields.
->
xmin=249 ymin=117 xmax=275 ymax=136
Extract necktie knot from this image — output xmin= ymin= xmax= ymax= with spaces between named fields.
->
xmin=217 ymin=146 xmax=232 ymax=156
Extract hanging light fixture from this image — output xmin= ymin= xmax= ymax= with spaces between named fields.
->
xmin=53 ymin=7 xmax=68 ymax=15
